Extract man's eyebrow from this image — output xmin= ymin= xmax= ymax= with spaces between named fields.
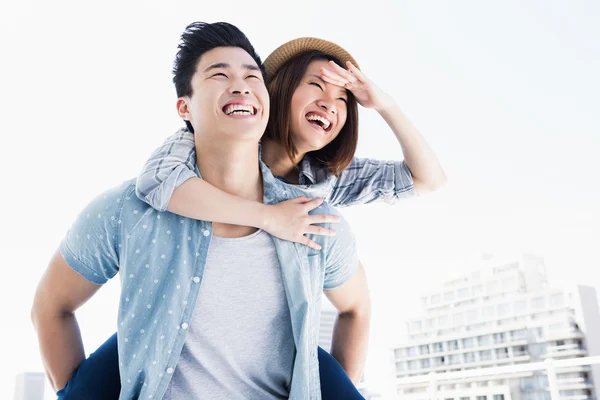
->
xmin=204 ymin=63 xmax=261 ymax=73
xmin=204 ymin=62 xmax=230 ymax=73
xmin=243 ymin=64 xmax=261 ymax=72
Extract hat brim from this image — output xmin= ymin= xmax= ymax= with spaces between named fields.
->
xmin=264 ymin=37 xmax=359 ymax=79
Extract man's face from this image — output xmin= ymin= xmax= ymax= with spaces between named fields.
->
xmin=178 ymin=47 xmax=269 ymax=143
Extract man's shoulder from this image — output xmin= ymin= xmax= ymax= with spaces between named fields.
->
xmin=93 ymin=179 xmax=137 ymax=206
xmin=75 ymin=179 xmax=138 ymax=220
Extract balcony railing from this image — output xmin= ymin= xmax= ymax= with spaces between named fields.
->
xmin=396 ymin=356 xmax=600 ymax=400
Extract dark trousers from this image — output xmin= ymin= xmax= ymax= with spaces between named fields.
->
xmin=56 ymin=332 xmax=364 ymax=399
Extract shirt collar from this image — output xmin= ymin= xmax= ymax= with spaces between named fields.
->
xmin=193 ymin=154 xmax=291 ymax=206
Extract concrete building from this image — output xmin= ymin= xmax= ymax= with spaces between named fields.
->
xmin=392 ymin=254 xmax=600 ymax=400
xmin=14 ymin=372 xmax=45 ymax=400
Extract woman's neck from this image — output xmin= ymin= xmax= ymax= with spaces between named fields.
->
xmin=261 ymin=139 xmax=305 ymax=182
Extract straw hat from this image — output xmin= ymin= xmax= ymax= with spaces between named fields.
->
xmin=264 ymin=37 xmax=359 ymax=78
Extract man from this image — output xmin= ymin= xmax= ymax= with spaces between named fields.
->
xmin=31 ymin=22 xmax=370 ymax=399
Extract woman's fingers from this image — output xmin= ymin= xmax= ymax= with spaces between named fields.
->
xmin=321 ymin=73 xmax=347 ymax=88
xmin=320 ymin=67 xmax=349 ymax=87
xmin=303 ymin=197 xmax=324 ymax=211
xmin=328 ymin=60 xmax=358 ymax=83
xmin=305 ymin=225 xmax=337 ymax=236
xmin=302 ymin=236 xmax=322 ymax=251
xmin=346 ymin=61 xmax=368 ymax=81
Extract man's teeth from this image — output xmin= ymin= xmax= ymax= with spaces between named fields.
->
xmin=224 ymin=104 xmax=255 ymax=115
xmin=306 ymin=114 xmax=331 ymax=129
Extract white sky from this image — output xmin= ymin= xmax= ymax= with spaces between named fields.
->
xmin=1 ymin=0 xmax=599 ymax=398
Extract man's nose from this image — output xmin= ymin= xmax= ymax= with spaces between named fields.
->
xmin=229 ymin=77 xmax=251 ymax=95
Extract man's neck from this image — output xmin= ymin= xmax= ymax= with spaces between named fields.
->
xmin=261 ymin=139 xmax=305 ymax=184
xmin=195 ymin=136 xmax=263 ymax=237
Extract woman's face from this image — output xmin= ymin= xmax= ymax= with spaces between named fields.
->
xmin=289 ymin=59 xmax=348 ymax=155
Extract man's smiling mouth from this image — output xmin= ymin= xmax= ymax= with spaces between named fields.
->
xmin=223 ymin=104 xmax=257 ymax=116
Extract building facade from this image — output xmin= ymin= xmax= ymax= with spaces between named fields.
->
xmin=392 ymin=254 xmax=600 ymax=400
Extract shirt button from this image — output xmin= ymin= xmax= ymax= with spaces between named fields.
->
xmin=181 ymin=323 xmax=189 ymax=329
xmin=192 ymin=277 xmax=200 ymax=283
xmin=203 ymin=230 xmax=210 ymax=237
xmin=166 ymin=367 xmax=174 ymax=374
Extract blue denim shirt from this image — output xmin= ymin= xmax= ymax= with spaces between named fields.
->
xmin=59 ymin=161 xmax=358 ymax=400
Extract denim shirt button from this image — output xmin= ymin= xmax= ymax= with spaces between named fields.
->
xmin=192 ymin=276 xmax=200 ymax=283
xmin=181 ymin=322 xmax=189 ymax=329
xmin=203 ymin=230 xmax=210 ymax=237
xmin=166 ymin=367 xmax=174 ymax=374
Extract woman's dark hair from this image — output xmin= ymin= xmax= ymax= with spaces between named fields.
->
xmin=264 ymin=51 xmax=358 ymax=177
xmin=172 ymin=22 xmax=266 ymax=133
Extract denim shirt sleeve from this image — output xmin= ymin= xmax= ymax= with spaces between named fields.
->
xmin=135 ymin=128 xmax=198 ymax=212
xmin=327 ymin=157 xmax=416 ymax=207
xmin=322 ymin=210 xmax=359 ymax=290
xmin=59 ymin=182 xmax=130 ymax=285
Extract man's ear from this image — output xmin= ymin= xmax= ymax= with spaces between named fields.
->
xmin=176 ymin=97 xmax=191 ymax=120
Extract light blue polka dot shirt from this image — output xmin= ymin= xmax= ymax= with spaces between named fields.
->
xmin=59 ymin=161 xmax=358 ymax=400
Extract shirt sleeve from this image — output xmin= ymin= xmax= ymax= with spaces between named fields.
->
xmin=327 ymin=157 xmax=416 ymax=207
xmin=135 ymin=128 xmax=198 ymax=212
xmin=59 ymin=183 xmax=129 ymax=285
xmin=322 ymin=209 xmax=359 ymax=290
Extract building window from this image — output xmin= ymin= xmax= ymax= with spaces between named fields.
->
xmin=438 ymin=315 xmax=449 ymax=327
xmin=472 ymin=284 xmax=483 ymax=297
xmin=458 ymin=287 xmax=469 ymax=298
xmin=550 ymin=293 xmax=564 ymax=307
xmin=495 ymin=347 xmax=509 ymax=359
xmin=480 ymin=350 xmax=493 ymax=361
xmin=513 ymin=345 xmax=528 ymax=357
xmin=514 ymin=299 xmax=527 ymax=313
xmin=486 ymin=280 xmax=499 ymax=293
xmin=493 ymin=333 xmax=505 ymax=343
xmin=467 ymin=309 xmax=479 ymax=322
xmin=419 ymin=345 xmax=430 ymax=355
xmin=511 ymin=329 xmax=527 ymax=341
xmin=425 ymin=318 xmax=435 ymax=330
xmin=453 ymin=312 xmax=463 ymax=326
xmin=394 ymin=349 xmax=404 ymax=358
xmin=483 ymin=306 xmax=495 ymax=318
xmin=550 ymin=323 xmax=564 ymax=333
xmin=444 ymin=291 xmax=455 ymax=302
xmin=421 ymin=359 xmax=430 ymax=368
xmin=431 ymin=294 xmax=441 ymax=304
xmin=448 ymin=340 xmax=459 ymax=351
xmin=476 ymin=395 xmax=488 ymax=400
xmin=479 ymin=335 xmax=493 ymax=346
xmin=493 ymin=395 xmax=505 ymax=400
xmin=407 ymin=347 xmax=418 ymax=356
xmin=502 ymin=277 xmax=516 ymax=290
xmin=433 ymin=342 xmax=444 ymax=353
xmin=498 ymin=303 xmax=511 ymax=316
xmin=449 ymin=354 xmax=461 ymax=364
xmin=531 ymin=296 xmax=546 ymax=309
xmin=462 ymin=337 xmax=476 ymax=348
xmin=411 ymin=321 xmax=422 ymax=332
xmin=464 ymin=352 xmax=476 ymax=363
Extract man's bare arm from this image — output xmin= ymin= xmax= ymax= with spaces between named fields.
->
xmin=31 ymin=250 xmax=102 ymax=391
xmin=324 ymin=261 xmax=371 ymax=384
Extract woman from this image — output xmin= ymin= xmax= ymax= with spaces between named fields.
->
xmin=57 ymin=38 xmax=445 ymax=399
